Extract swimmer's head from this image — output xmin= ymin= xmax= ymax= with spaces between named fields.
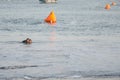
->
xmin=22 ymin=38 xmax=32 ymax=44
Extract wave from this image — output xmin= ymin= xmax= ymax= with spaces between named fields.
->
xmin=1 ymin=18 xmax=42 ymax=25
xmin=0 ymin=65 xmax=38 ymax=70
xmin=0 ymin=71 xmax=120 ymax=80
xmin=0 ymin=64 xmax=52 ymax=70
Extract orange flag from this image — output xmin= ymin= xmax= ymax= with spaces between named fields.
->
xmin=45 ymin=11 xmax=56 ymax=24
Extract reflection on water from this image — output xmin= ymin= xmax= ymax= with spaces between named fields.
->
xmin=50 ymin=31 xmax=56 ymax=42
xmin=48 ymin=23 xmax=57 ymax=47
xmin=49 ymin=30 xmax=57 ymax=47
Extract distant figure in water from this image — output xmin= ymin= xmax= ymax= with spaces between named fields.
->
xmin=22 ymin=38 xmax=32 ymax=44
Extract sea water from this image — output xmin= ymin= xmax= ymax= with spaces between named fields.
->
xmin=0 ymin=0 xmax=120 ymax=79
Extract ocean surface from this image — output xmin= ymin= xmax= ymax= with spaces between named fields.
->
xmin=0 ymin=0 xmax=120 ymax=79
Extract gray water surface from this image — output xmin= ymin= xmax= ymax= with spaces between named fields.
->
xmin=0 ymin=0 xmax=120 ymax=79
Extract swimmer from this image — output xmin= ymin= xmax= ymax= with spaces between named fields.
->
xmin=22 ymin=38 xmax=32 ymax=44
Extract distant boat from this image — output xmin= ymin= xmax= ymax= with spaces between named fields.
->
xmin=39 ymin=0 xmax=57 ymax=3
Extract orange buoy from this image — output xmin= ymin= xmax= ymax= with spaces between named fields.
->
xmin=105 ymin=4 xmax=111 ymax=10
xmin=45 ymin=11 xmax=56 ymax=24
xmin=111 ymin=2 xmax=116 ymax=6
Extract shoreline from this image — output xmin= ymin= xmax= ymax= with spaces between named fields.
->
xmin=1 ymin=77 xmax=120 ymax=80
xmin=43 ymin=77 xmax=120 ymax=80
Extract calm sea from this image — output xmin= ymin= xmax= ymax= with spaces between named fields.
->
xmin=0 ymin=0 xmax=120 ymax=79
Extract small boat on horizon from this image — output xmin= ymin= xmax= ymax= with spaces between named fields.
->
xmin=39 ymin=0 xmax=57 ymax=3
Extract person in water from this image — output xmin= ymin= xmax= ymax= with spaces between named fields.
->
xmin=22 ymin=38 xmax=32 ymax=44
